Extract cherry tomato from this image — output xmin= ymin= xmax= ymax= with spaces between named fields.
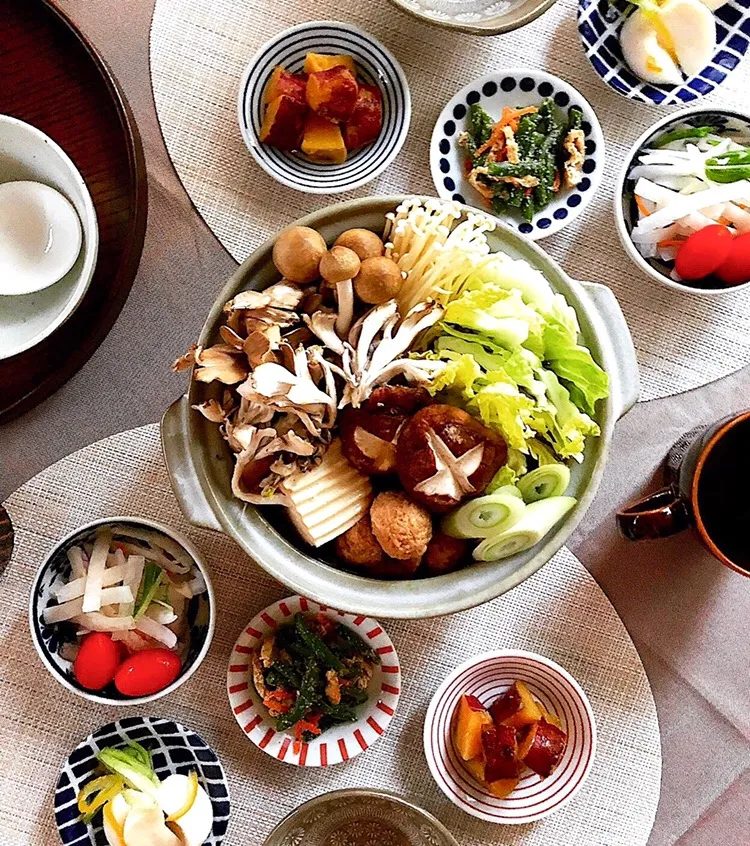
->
xmin=114 ymin=648 xmax=182 ymax=697
xmin=675 ymin=225 xmax=733 ymax=281
xmin=73 ymin=632 xmax=122 ymax=691
xmin=717 ymin=232 xmax=750 ymax=286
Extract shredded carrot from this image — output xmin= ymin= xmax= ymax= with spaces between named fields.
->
xmin=475 ymin=106 xmax=537 ymax=156
xmin=635 ymin=196 xmax=652 ymax=217
xmin=293 ymin=712 xmax=322 ymax=748
xmin=657 ymin=238 xmax=685 ymax=248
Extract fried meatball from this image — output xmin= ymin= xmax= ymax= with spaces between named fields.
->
xmin=422 ymin=531 xmax=468 ymax=576
xmin=370 ymin=491 xmax=433 ymax=559
xmin=396 ymin=405 xmax=507 ymax=513
xmin=335 ymin=514 xmax=385 ymax=567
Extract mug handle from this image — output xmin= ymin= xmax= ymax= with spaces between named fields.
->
xmin=617 ymin=486 xmax=693 ymax=540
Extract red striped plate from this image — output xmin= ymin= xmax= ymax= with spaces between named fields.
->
xmin=227 ymin=595 xmax=400 ymax=767
xmin=423 ymin=650 xmax=596 ymax=823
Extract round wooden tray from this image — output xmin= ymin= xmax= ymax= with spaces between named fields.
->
xmin=0 ymin=0 xmax=147 ymax=423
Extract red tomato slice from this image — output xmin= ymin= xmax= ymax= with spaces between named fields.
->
xmin=73 ymin=632 xmax=122 ymax=691
xmin=717 ymin=232 xmax=750 ymax=286
xmin=674 ymin=225 xmax=733 ymax=281
xmin=114 ymin=648 xmax=182 ymax=697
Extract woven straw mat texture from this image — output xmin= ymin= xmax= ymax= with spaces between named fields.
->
xmin=0 ymin=423 xmax=660 ymax=844
xmin=149 ymin=0 xmax=750 ymax=401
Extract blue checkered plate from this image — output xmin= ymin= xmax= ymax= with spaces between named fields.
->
xmin=54 ymin=717 xmax=230 ymax=845
xmin=238 ymin=20 xmax=411 ymax=194
xmin=430 ymin=70 xmax=605 ymax=239
xmin=578 ymin=0 xmax=750 ymax=105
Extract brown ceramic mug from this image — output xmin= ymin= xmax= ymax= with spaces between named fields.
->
xmin=617 ymin=410 xmax=750 ymax=577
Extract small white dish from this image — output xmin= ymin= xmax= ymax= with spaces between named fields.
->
xmin=615 ymin=106 xmax=750 ymax=295
xmin=227 ymin=595 xmax=400 ymax=767
xmin=431 ymin=70 xmax=605 ymax=240
xmin=0 ymin=114 xmax=98 ymax=360
xmin=423 ymin=649 xmax=596 ymax=824
xmin=0 ymin=180 xmax=82 ymax=296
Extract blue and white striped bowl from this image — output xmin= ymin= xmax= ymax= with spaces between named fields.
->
xmin=237 ymin=21 xmax=411 ymax=194
xmin=54 ymin=717 xmax=230 ymax=846
xmin=578 ymin=0 xmax=750 ymax=106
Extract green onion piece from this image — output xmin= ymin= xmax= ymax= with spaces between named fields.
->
xmin=96 ymin=746 xmax=160 ymax=797
xmin=133 ymin=561 xmax=164 ymax=620
xmin=492 ymin=484 xmax=524 ymax=500
xmin=653 ymin=125 xmax=714 ymax=148
xmin=705 ymin=148 xmax=750 ymax=183
xmin=472 ymin=496 xmax=576 ymax=561
xmin=517 ymin=464 xmax=571 ymax=503
xmin=442 ymin=493 xmax=526 ymax=539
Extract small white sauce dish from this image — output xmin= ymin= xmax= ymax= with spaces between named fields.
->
xmin=0 ymin=114 xmax=98 ymax=360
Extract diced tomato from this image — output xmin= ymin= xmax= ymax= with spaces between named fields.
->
xmin=674 ymin=225 xmax=733 ymax=281
xmin=716 ymin=232 xmax=750 ymax=286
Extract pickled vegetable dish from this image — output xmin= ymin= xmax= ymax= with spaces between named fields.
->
xmin=176 ymin=198 xmax=608 ymax=576
xmin=42 ymin=525 xmax=207 ymax=696
xmin=251 ymin=613 xmax=379 ymax=748
xmin=458 ymin=100 xmax=585 ymax=221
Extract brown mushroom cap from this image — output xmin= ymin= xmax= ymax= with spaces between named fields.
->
xmin=272 ymin=226 xmax=327 ymax=283
xmin=334 ymin=228 xmax=385 ymax=261
xmin=354 ymin=256 xmax=403 ymax=305
xmin=370 ymin=491 xmax=432 ymax=560
xmin=319 ymin=245 xmax=361 ymax=284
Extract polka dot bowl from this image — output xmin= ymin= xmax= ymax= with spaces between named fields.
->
xmin=423 ymin=650 xmax=597 ymax=824
xmin=430 ymin=70 xmax=605 ymax=239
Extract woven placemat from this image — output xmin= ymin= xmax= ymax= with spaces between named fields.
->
xmin=149 ymin=0 xmax=750 ymax=401
xmin=0 ymin=423 xmax=660 ymax=845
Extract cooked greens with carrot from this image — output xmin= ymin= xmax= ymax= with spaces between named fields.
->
xmin=251 ymin=613 xmax=378 ymax=747
xmin=459 ymin=99 xmax=586 ymax=221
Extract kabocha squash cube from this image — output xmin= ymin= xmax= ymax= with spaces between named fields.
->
xmin=301 ymin=113 xmax=347 ymax=164
xmin=453 ymin=694 xmax=492 ymax=761
xmin=304 ymin=52 xmax=357 ymax=75
xmin=306 ymin=66 xmax=359 ymax=122
xmin=487 ymin=777 xmax=519 ymax=799
xmin=481 ymin=723 xmax=520 ymax=782
xmin=259 ymin=95 xmax=306 ymax=151
xmin=490 ymin=680 xmax=543 ymax=729
xmin=264 ymin=66 xmax=307 ymax=105
xmin=344 ymin=84 xmax=383 ymax=151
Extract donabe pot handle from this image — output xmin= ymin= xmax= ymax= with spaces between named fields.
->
xmin=578 ymin=280 xmax=640 ymax=420
xmin=617 ymin=486 xmax=692 ymax=540
xmin=161 ymin=396 xmax=223 ymax=533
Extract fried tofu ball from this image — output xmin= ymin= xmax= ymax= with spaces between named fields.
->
xmin=370 ymin=491 xmax=432 ymax=560
xmin=335 ymin=514 xmax=384 ymax=567
xmin=422 ymin=531 xmax=468 ymax=576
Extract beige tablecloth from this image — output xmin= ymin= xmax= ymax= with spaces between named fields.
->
xmin=1 ymin=0 xmax=749 ymax=843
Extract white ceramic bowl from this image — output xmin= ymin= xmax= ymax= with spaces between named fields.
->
xmin=0 ymin=114 xmax=98 ymax=359
xmin=237 ymin=21 xmax=411 ymax=194
xmin=615 ymin=106 xmax=750 ymax=295
xmin=431 ymin=70 xmax=605 ymax=239
xmin=423 ymin=649 xmax=596 ymax=823
xmin=29 ymin=516 xmax=215 ymax=706
xmin=227 ymin=595 xmax=400 ymax=767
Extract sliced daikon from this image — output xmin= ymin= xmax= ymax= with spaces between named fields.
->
xmin=70 ymin=612 xmax=136 ymax=632
xmin=68 ymin=546 xmax=88 ymax=579
xmin=111 ymin=526 xmax=192 ymax=574
xmin=82 ymin=530 xmax=112 ymax=613
xmin=53 ymin=563 xmax=130 ymax=603
xmin=136 ymin=614 xmax=178 ymax=649
xmin=635 ymin=181 xmax=750 ymax=232
xmin=44 ymin=586 xmax=133 ymax=624
xmin=120 ymin=555 xmax=145 ymax=617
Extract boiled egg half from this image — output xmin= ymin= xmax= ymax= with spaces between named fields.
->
xmin=620 ymin=0 xmax=717 ymax=85
xmin=0 ymin=180 xmax=82 ymax=296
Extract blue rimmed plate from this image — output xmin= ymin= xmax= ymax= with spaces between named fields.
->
xmin=54 ymin=717 xmax=230 ymax=845
xmin=238 ymin=20 xmax=411 ymax=194
xmin=430 ymin=70 xmax=605 ymax=239
xmin=577 ymin=0 xmax=750 ymax=106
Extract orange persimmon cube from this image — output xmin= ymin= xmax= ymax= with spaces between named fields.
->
xmin=301 ymin=113 xmax=347 ymax=164
xmin=264 ymin=66 xmax=307 ymax=105
xmin=344 ymin=83 xmax=383 ymax=151
xmin=452 ymin=694 xmax=492 ymax=762
xmin=305 ymin=66 xmax=358 ymax=122
xmin=304 ymin=52 xmax=357 ymax=75
xmin=259 ymin=95 xmax=306 ymax=150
